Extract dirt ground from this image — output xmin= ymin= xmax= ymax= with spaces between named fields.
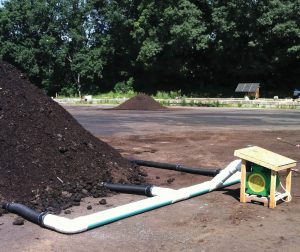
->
xmin=1 ymin=106 xmax=299 ymax=252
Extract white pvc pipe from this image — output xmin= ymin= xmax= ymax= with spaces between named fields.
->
xmin=43 ymin=160 xmax=242 ymax=234
xmin=150 ymin=187 xmax=176 ymax=196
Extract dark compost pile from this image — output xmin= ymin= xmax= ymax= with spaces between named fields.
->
xmin=0 ymin=61 xmax=145 ymax=213
xmin=113 ymin=94 xmax=166 ymax=110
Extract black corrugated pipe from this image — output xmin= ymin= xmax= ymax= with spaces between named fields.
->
xmin=130 ymin=159 xmax=221 ymax=176
xmin=103 ymin=183 xmax=154 ymax=197
xmin=2 ymin=203 xmax=46 ymax=225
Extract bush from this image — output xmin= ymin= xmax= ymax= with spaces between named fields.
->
xmin=180 ymin=98 xmax=187 ymax=106
xmin=155 ymin=90 xmax=182 ymax=99
xmin=60 ymin=86 xmax=78 ymax=97
xmin=114 ymin=77 xmax=134 ymax=94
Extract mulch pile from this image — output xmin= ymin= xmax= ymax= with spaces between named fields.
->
xmin=0 ymin=61 xmax=145 ymax=213
xmin=113 ymin=94 xmax=167 ymax=110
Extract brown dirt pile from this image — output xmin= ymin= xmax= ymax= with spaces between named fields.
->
xmin=0 ymin=61 xmax=145 ymax=213
xmin=113 ymin=94 xmax=166 ymax=110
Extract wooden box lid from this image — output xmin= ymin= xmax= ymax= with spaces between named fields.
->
xmin=234 ymin=146 xmax=297 ymax=171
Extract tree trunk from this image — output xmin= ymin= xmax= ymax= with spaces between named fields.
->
xmin=77 ymin=73 xmax=81 ymax=98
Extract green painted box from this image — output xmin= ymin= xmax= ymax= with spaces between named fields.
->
xmin=246 ymin=165 xmax=279 ymax=197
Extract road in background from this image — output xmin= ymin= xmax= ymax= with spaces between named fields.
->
xmin=65 ymin=106 xmax=300 ymax=136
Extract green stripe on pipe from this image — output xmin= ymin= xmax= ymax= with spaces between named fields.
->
xmin=190 ymin=188 xmax=210 ymax=198
xmin=87 ymin=200 xmax=173 ymax=230
xmin=188 ymin=179 xmax=240 ymax=198
xmin=88 ymin=179 xmax=240 ymax=230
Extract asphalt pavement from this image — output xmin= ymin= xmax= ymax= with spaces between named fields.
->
xmin=64 ymin=105 xmax=300 ymax=136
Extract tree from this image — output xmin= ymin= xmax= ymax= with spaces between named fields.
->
xmin=129 ymin=0 xmax=209 ymax=92
xmin=0 ymin=0 xmax=299 ymax=96
xmin=210 ymin=0 xmax=300 ymax=95
xmin=257 ymin=0 xmax=300 ymax=94
xmin=0 ymin=0 xmax=110 ymax=95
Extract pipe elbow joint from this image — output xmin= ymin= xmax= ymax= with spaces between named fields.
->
xmin=209 ymin=159 xmax=241 ymax=191
xmin=43 ymin=214 xmax=88 ymax=234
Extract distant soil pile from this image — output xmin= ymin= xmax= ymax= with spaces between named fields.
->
xmin=113 ymin=94 xmax=166 ymax=110
xmin=0 ymin=61 xmax=145 ymax=213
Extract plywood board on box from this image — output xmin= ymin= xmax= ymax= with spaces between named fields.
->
xmin=234 ymin=146 xmax=296 ymax=171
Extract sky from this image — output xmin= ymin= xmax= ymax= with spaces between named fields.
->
xmin=0 ymin=0 xmax=7 ymax=8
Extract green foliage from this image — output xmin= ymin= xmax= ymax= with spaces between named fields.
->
xmin=0 ymin=0 xmax=299 ymax=97
xmin=180 ymin=98 xmax=187 ymax=106
xmin=60 ymin=86 xmax=78 ymax=97
xmin=114 ymin=77 xmax=134 ymax=94
xmin=93 ymin=91 xmax=137 ymax=99
xmin=155 ymin=90 xmax=182 ymax=99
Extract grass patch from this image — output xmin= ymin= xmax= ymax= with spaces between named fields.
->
xmin=154 ymin=90 xmax=183 ymax=99
xmin=93 ymin=91 xmax=137 ymax=99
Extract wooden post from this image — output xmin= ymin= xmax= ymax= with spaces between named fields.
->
xmin=255 ymin=87 xmax=259 ymax=99
xmin=269 ymin=170 xmax=277 ymax=208
xmin=286 ymin=168 xmax=292 ymax=202
xmin=240 ymin=160 xmax=247 ymax=203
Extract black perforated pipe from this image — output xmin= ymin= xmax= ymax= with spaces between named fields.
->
xmin=103 ymin=183 xmax=154 ymax=197
xmin=130 ymin=159 xmax=221 ymax=176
